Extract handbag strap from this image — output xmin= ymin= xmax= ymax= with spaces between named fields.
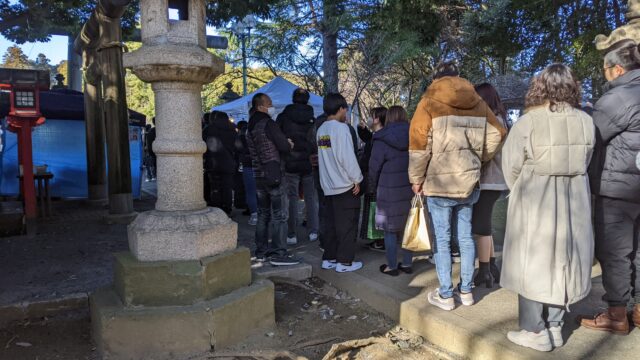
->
xmin=412 ymin=194 xmax=424 ymax=208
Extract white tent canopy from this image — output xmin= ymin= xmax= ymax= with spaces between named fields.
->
xmin=211 ymin=76 xmax=324 ymax=123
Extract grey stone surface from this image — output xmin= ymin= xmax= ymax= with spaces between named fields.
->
xmin=0 ymin=292 xmax=89 ymax=327
xmin=253 ymin=263 xmax=313 ymax=282
xmin=114 ymin=248 xmax=251 ymax=306
xmin=300 ymin=240 xmax=640 ymax=360
xmin=128 ymin=207 xmax=237 ymax=262
xmin=123 ymin=0 xmax=224 ymax=216
xmin=91 ymin=280 xmax=275 ymax=360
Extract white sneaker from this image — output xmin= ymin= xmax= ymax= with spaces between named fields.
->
xmin=321 ymin=260 xmax=337 ymax=269
xmin=427 ymin=289 xmax=455 ymax=311
xmin=309 ymin=232 xmax=319 ymax=242
xmin=548 ymin=326 xmax=563 ymax=347
xmin=454 ymin=288 xmax=475 ymax=306
xmin=287 ymin=236 xmax=298 ymax=245
xmin=336 ymin=262 xmax=363 ymax=273
xmin=248 ymin=213 xmax=258 ymax=226
xmin=507 ymin=329 xmax=552 ymax=352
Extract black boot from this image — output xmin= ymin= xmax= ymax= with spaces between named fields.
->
xmin=489 ymin=257 xmax=501 ymax=283
xmin=474 ymin=262 xmax=494 ymax=288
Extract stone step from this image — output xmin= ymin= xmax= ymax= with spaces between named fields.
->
xmin=252 ymin=262 xmax=313 ymax=282
xmin=91 ymin=279 xmax=275 ymax=360
xmin=300 ymin=242 xmax=640 ymax=360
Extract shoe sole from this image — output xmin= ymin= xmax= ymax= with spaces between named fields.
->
xmin=427 ymin=293 xmax=455 ymax=311
xmin=581 ymin=323 xmax=629 ymax=335
xmin=270 ymin=261 xmax=300 ymax=266
xmin=321 ymin=262 xmax=337 ymax=270
xmin=336 ymin=265 xmax=363 ymax=273
xmin=455 ymin=296 xmax=475 ymax=306
xmin=507 ymin=334 xmax=552 ymax=352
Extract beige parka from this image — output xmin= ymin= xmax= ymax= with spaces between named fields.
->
xmin=500 ymin=104 xmax=595 ymax=306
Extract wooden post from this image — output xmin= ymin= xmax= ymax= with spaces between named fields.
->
xmin=97 ymin=9 xmax=134 ymax=215
xmin=83 ymin=49 xmax=108 ymax=202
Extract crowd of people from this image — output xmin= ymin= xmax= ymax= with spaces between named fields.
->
xmin=145 ymin=38 xmax=640 ymax=352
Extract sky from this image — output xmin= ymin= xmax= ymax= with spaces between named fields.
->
xmin=0 ymin=35 xmax=70 ymax=65
xmin=0 ymin=26 xmax=221 ymax=66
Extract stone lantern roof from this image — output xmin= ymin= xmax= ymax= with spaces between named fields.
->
xmin=219 ymin=82 xmax=240 ymax=102
xmin=488 ymin=74 xmax=530 ymax=110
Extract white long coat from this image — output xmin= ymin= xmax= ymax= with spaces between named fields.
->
xmin=500 ymin=104 xmax=595 ymax=306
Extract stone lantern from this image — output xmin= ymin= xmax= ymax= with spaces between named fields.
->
xmin=90 ymin=1 xmax=275 ymax=359
xmin=219 ymin=82 xmax=241 ymax=102
xmin=595 ymin=0 xmax=640 ymax=50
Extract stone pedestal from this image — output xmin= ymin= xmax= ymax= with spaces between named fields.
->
xmin=89 ymin=1 xmax=275 ymax=359
xmin=92 ymin=247 xmax=275 ymax=359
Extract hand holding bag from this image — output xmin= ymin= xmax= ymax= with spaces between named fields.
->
xmin=367 ymin=201 xmax=384 ymax=240
xmin=401 ymin=195 xmax=432 ymax=252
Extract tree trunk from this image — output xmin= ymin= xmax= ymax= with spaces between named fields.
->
xmin=321 ymin=0 xmax=340 ymax=94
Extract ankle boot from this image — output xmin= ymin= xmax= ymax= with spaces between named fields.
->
xmin=489 ymin=257 xmax=501 ymax=283
xmin=580 ymin=306 xmax=629 ymax=335
xmin=633 ymin=304 xmax=640 ymax=327
xmin=474 ymin=262 xmax=494 ymax=288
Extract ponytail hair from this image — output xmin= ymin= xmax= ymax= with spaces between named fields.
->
xmin=603 ymin=39 xmax=640 ymax=71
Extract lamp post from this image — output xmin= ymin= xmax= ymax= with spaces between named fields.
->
xmin=232 ymin=15 xmax=257 ymax=96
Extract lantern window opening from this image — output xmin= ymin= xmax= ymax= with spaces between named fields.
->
xmin=15 ymin=90 xmax=35 ymax=108
xmin=168 ymin=0 xmax=189 ymax=21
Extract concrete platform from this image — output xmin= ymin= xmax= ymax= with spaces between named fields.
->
xmin=91 ymin=279 xmax=275 ymax=360
xmin=252 ymin=262 xmax=313 ymax=282
xmin=298 ymin=242 xmax=640 ymax=360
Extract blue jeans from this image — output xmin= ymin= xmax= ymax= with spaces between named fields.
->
xmin=255 ymin=181 xmax=288 ymax=258
xmin=242 ymin=167 xmax=258 ymax=214
xmin=427 ymin=189 xmax=480 ymax=298
xmin=384 ymin=231 xmax=413 ymax=270
xmin=285 ymin=172 xmax=319 ymax=237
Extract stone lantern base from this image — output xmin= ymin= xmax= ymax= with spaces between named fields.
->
xmin=90 ymin=247 xmax=275 ymax=359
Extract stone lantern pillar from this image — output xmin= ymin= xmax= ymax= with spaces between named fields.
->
xmin=90 ymin=1 xmax=275 ymax=359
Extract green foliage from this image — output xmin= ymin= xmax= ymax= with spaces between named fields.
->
xmin=124 ymin=42 xmax=155 ymax=118
xmin=0 ymin=0 xmax=139 ymax=43
xmin=1 ymin=44 xmax=31 ymax=69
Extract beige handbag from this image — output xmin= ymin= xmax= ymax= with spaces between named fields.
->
xmin=401 ymin=195 xmax=432 ymax=252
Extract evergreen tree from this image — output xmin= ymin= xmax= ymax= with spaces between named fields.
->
xmin=1 ymin=45 xmax=32 ymax=69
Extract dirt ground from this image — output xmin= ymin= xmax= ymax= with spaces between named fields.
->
xmin=0 ymin=182 xmax=454 ymax=360
xmin=0 ymin=278 xmax=450 ymax=360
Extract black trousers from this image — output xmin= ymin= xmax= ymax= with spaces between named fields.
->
xmin=595 ymin=196 xmax=640 ymax=306
xmin=323 ymin=188 xmax=361 ymax=264
xmin=314 ymin=168 xmax=326 ymax=249
xmin=205 ymin=172 xmax=234 ymax=214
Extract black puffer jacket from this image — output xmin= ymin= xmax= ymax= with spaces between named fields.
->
xmin=277 ymin=104 xmax=315 ymax=175
xmin=590 ymin=69 xmax=640 ymax=203
xmin=203 ymin=117 xmax=237 ymax=175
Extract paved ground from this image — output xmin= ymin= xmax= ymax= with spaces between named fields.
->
xmin=2 ymin=185 xmax=638 ymax=359
xmin=289 ymin=199 xmax=640 ymax=360
xmin=0 ymin=183 xmax=449 ymax=359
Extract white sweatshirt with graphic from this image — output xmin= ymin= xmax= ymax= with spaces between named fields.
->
xmin=316 ymin=119 xmax=363 ymax=196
